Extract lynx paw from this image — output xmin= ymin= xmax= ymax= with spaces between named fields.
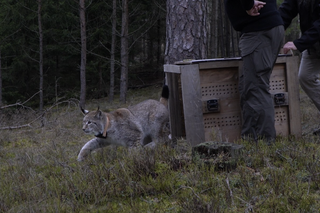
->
xmin=77 ymin=149 xmax=90 ymax=161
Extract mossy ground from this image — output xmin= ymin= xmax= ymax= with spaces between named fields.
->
xmin=1 ymin=85 xmax=320 ymax=212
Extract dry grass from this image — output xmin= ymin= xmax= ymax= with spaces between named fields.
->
xmin=1 ymin=85 xmax=320 ymax=212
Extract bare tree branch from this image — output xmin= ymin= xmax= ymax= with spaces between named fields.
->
xmin=0 ymin=91 xmax=40 ymax=110
xmin=0 ymin=98 xmax=79 ymax=130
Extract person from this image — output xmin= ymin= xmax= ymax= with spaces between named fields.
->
xmin=279 ymin=0 xmax=320 ymax=135
xmin=224 ymin=0 xmax=284 ymax=143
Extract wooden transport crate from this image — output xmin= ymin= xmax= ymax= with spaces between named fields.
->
xmin=164 ymin=55 xmax=301 ymax=146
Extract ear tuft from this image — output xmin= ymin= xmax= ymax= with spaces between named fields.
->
xmin=80 ymin=106 xmax=89 ymax=115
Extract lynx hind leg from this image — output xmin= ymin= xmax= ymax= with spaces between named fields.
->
xmin=142 ymin=125 xmax=170 ymax=149
xmin=143 ymin=141 xmax=157 ymax=149
xmin=139 ymin=133 xmax=158 ymax=149
xmin=158 ymin=121 xmax=171 ymax=145
xmin=77 ymin=138 xmax=109 ymax=161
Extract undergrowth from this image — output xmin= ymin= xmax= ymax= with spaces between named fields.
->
xmin=1 ymin=85 xmax=320 ymax=212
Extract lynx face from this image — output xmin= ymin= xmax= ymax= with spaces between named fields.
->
xmin=82 ymin=112 xmax=104 ymax=136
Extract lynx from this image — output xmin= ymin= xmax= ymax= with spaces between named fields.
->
xmin=77 ymin=85 xmax=170 ymax=161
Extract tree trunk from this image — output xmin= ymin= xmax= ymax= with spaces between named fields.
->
xmin=120 ymin=0 xmax=128 ymax=103
xmin=79 ymin=0 xmax=86 ymax=108
xmin=98 ymin=61 xmax=103 ymax=98
xmin=209 ymin=0 xmax=240 ymax=58
xmin=109 ymin=0 xmax=117 ymax=102
xmin=38 ymin=0 xmax=43 ymax=111
xmin=165 ymin=0 xmax=207 ymax=64
xmin=218 ymin=2 xmax=225 ymax=58
xmin=209 ymin=0 xmax=218 ymax=58
xmin=0 ymin=49 xmax=2 ymax=107
xmin=165 ymin=0 xmax=208 ymax=142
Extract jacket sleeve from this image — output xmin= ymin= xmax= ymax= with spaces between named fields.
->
xmin=294 ymin=19 xmax=320 ymax=52
xmin=278 ymin=0 xmax=298 ymax=30
xmin=240 ymin=0 xmax=254 ymax=11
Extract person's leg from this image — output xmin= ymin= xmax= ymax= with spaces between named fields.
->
xmin=239 ymin=53 xmax=260 ymax=142
xmin=239 ymin=26 xmax=284 ymax=142
xmin=299 ymin=49 xmax=320 ymax=111
xmin=298 ymin=49 xmax=320 ymax=135
xmin=255 ymin=26 xmax=284 ymax=141
xmin=240 ymin=52 xmax=277 ymax=142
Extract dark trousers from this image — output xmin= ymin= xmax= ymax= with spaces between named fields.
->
xmin=239 ymin=25 xmax=284 ymax=142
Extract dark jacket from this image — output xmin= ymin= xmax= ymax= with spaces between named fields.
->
xmin=225 ymin=0 xmax=283 ymax=33
xmin=279 ymin=0 xmax=320 ymax=52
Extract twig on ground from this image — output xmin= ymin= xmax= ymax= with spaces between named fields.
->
xmin=172 ymin=185 xmax=201 ymax=200
xmin=226 ymin=176 xmax=235 ymax=206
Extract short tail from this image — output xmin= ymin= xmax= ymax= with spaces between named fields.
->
xmin=160 ymin=85 xmax=169 ymax=107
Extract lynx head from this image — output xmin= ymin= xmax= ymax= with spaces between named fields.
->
xmin=81 ymin=107 xmax=107 ymax=137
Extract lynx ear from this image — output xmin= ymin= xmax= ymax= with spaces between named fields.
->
xmin=94 ymin=107 xmax=103 ymax=119
xmin=80 ymin=106 xmax=89 ymax=115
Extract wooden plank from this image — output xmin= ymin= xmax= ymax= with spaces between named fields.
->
xmin=198 ymin=60 xmax=240 ymax=70
xmin=274 ymin=106 xmax=290 ymax=136
xmin=212 ymin=98 xmax=241 ymax=114
xmin=270 ymin=64 xmax=287 ymax=93
xmin=198 ymin=55 xmax=288 ymax=70
xmin=275 ymin=56 xmax=287 ymax=63
xmin=285 ymin=56 xmax=302 ymax=137
xmin=201 ymin=83 xmax=239 ymax=100
xmin=180 ymin=64 xmax=205 ymax=145
xmin=191 ymin=57 xmax=241 ymax=63
xmin=164 ymin=64 xmax=181 ymax=74
xmin=199 ymin=68 xmax=239 ymax=84
xmin=203 ymin=111 xmax=242 ymax=142
xmin=238 ymin=61 xmax=244 ymax=137
xmin=166 ymin=72 xmax=184 ymax=142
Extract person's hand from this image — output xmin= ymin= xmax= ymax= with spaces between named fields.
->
xmin=283 ymin=41 xmax=297 ymax=54
xmin=246 ymin=1 xmax=266 ymax=16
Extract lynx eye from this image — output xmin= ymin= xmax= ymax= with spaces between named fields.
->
xmin=87 ymin=121 xmax=97 ymax=125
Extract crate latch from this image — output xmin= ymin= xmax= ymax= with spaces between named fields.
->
xmin=273 ymin=93 xmax=288 ymax=106
xmin=203 ymin=99 xmax=220 ymax=113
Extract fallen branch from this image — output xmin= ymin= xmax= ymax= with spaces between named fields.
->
xmin=0 ymin=124 xmax=32 ymax=130
xmin=0 ymin=91 xmax=40 ymax=110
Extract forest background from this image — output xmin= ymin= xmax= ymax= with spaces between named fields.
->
xmin=0 ymin=0 xmax=299 ymax=109
xmin=1 ymin=1 xmax=318 ymax=212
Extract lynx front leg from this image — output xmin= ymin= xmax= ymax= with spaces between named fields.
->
xmin=77 ymin=137 xmax=109 ymax=161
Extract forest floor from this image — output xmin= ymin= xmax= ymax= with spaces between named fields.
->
xmin=1 ymin=84 xmax=320 ymax=212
